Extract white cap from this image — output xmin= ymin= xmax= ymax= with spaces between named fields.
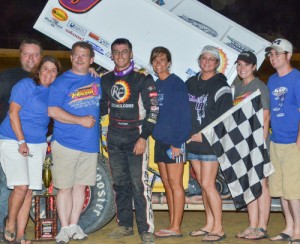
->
xmin=265 ymin=38 xmax=293 ymax=54
xmin=200 ymin=45 xmax=220 ymax=60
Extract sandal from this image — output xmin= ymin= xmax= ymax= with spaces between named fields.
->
xmin=245 ymin=227 xmax=269 ymax=240
xmin=3 ymin=216 xmax=16 ymax=242
xmin=14 ymin=235 xmax=31 ymax=244
xmin=235 ymin=227 xmax=256 ymax=238
xmin=189 ymin=229 xmax=209 ymax=237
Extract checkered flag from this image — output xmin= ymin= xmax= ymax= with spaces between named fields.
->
xmin=201 ymin=89 xmax=274 ymax=209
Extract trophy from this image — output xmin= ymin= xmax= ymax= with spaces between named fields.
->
xmin=42 ymin=157 xmax=52 ymax=195
xmin=34 ymin=153 xmax=57 ymax=240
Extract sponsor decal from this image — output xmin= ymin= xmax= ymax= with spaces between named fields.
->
xmin=150 ymin=97 xmax=158 ymax=106
xmin=149 ymin=92 xmax=157 ymax=98
xmin=70 ymin=83 xmax=99 ymax=101
xmin=217 ymin=48 xmax=228 ymax=74
xmin=150 ymin=106 xmax=159 ymax=112
xmin=58 ymin=0 xmax=100 ymax=13
xmin=105 ymin=52 xmax=112 ymax=59
xmin=89 ymin=32 xmax=100 ymax=40
xmin=111 ymin=80 xmax=131 ymax=103
xmin=88 ymin=32 xmax=110 ymax=48
xmin=111 ymin=103 xmax=134 ymax=108
xmin=153 ymin=0 xmax=165 ymax=6
xmin=52 ymin=8 xmax=68 ymax=21
xmin=65 ymin=29 xmax=84 ymax=41
xmin=147 ymin=86 xmax=156 ymax=91
xmin=43 ymin=16 xmax=63 ymax=29
xmin=179 ymin=15 xmax=218 ymax=37
xmin=67 ymin=21 xmax=87 ymax=36
xmin=186 ymin=68 xmax=197 ymax=77
xmin=86 ymin=40 xmax=104 ymax=55
xmin=225 ymin=36 xmax=255 ymax=53
xmin=147 ymin=118 xmax=157 ymax=124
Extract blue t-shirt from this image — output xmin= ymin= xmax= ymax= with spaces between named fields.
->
xmin=152 ymin=74 xmax=191 ymax=148
xmin=267 ymin=68 xmax=300 ymax=143
xmin=0 ymin=78 xmax=50 ymax=143
xmin=48 ymin=70 xmax=101 ymax=153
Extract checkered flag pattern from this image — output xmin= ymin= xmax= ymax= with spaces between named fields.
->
xmin=201 ymin=90 xmax=274 ymax=209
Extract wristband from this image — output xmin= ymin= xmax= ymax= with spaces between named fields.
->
xmin=18 ymin=140 xmax=26 ymax=146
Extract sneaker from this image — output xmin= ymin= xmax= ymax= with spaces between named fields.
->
xmin=108 ymin=226 xmax=134 ymax=239
xmin=141 ymin=232 xmax=155 ymax=244
xmin=56 ymin=227 xmax=71 ymax=244
xmin=69 ymin=225 xmax=88 ymax=240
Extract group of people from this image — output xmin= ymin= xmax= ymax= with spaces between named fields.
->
xmin=0 ymin=36 xmax=299 ymax=244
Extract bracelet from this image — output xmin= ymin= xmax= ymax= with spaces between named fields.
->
xmin=18 ymin=140 xmax=26 ymax=145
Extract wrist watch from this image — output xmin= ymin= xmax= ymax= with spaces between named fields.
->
xmin=18 ymin=140 xmax=26 ymax=145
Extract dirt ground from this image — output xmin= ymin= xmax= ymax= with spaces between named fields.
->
xmin=28 ymin=210 xmax=285 ymax=244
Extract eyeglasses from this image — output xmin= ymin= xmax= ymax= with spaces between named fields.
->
xmin=199 ymin=56 xmax=218 ymax=63
xmin=267 ymin=51 xmax=287 ymax=58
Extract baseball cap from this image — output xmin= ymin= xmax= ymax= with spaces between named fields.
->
xmin=265 ymin=38 xmax=293 ymax=54
xmin=200 ymin=45 xmax=220 ymax=60
xmin=235 ymin=51 xmax=257 ymax=65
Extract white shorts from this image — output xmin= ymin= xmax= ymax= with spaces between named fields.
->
xmin=0 ymin=139 xmax=47 ymax=190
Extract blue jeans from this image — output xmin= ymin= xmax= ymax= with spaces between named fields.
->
xmin=0 ymin=164 xmax=11 ymax=232
xmin=107 ymin=127 xmax=154 ymax=234
xmin=187 ymin=152 xmax=218 ymax=162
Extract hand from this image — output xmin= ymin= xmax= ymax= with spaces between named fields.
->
xmin=88 ymin=67 xmax=99 ymax=78
xmin=18 ymin=143 xmax=30 ymax=157
xmin=80 ymin=115 xmax=96 ymax=128
xmin=171 ymin=146 xmax=182 ymax=160
xmin=296 ymin=138 xmax=300 ymax=151
xmin=190 ymin=133 xmax=203 ymax=142
xmin=133 ymin=138 xmax=146 ymax=155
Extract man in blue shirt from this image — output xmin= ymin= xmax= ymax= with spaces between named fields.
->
xmin=266 ymin=38 xmax=300 ymax=242
xmin=48 ymin=41 xmax=101 ymax=244
xmin=0 ymin=39 xmax=42 ymax=243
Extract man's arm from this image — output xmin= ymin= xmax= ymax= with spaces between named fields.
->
xmin=48 ymin=106 xmax=95 ymax=128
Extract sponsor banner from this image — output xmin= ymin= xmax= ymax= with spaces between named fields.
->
xmin=34 ymin=0 xmax=269 ymax=85
xmin=159 ymin=0 xmax=270 ymax=70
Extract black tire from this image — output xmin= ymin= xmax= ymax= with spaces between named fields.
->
xmin=30 ymin=154 xmax=116 ymax=234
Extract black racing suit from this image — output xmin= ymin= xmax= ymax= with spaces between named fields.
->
xmin=100 ymin=70 xmax=158 ymax=234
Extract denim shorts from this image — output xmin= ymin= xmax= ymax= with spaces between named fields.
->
xmin=187 ymin=152 xmax=218 ymax=162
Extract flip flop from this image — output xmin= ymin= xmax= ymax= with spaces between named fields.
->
xmin=270 ymin=232 xmax=292 ymax=241
xmin=290 ymin=239 xmax=300 ymax=244
xmin=235 ymin=227 xmax=256 ymax=238
xmin=155 ymin=229 xmax=183 ymax=238
xmin=202 ymin=233 xmax=226 ymax=242
xmin=3 ymin=216 xmax=16 ymax=242
xmin=244 ymin=227 xmax=269 ymax=240
xmin=189 ymin=229 xmax=209 ymax=237
xmin=14 ymin=235 xmax=30 ymax=244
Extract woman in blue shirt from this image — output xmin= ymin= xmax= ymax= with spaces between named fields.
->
xmin=150 ymin=46 xmax=191 ymax=238
xmin=0 ymin=56 xmax=61 ymax=243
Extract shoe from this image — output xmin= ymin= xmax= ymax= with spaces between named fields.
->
xmin=155 ymin=229 xmax=183 ymax=238
xmin=108 ymin=226 xmax=134 ymax=239
xmin=244 ymin=227 xmax=268 ymax=240
xmin=202 ymin=233 xmax=226 ymax=242
xmin=69 ymin=225 xmax=88 ymax=240
xmin=270 ymin=232 xmax=292 ymax=241
xmin=189 ymin=229 xmax=209 ymax=237
xmin=141 ymin=232 xmax=155 ymax=244
xmin=56 ymin=227 xmax=71 ymax=244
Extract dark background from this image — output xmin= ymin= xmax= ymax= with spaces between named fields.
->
xmin=0 ymin=0 xmax=299 ymax=51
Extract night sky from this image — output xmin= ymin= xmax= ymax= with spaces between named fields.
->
xmin=0 ymin=0 xmax=299 ymax=51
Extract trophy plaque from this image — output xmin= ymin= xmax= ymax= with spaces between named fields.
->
xmin=34 ymin=194 xmax=58 ymax=240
